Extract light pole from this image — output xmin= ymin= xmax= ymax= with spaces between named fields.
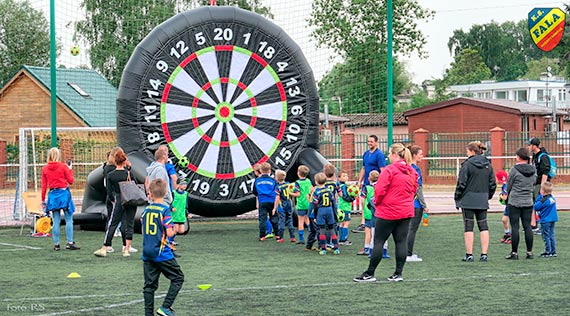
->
xmin=332 ymin=96 xmax=342 ymax=116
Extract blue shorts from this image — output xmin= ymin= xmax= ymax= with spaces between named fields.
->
xmin=503 ymin=207 xmax=508 ymax=216
xmin=343 ymin=211 xmax=351 ymax=222
xmin=297 ymin=209 xmax=308 ymax=217
xmin=316 ymin=208 xmax=335 ymax=226
xmin=364 ymin=219 xmax=373 ymax=228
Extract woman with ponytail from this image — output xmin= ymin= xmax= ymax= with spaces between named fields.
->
xmin=354 ymin=143 xmax=418 ymax=283
xmin=454 ymin=141 xmax=496 ymax=262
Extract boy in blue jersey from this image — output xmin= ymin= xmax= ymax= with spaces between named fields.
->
xmin=253 ymin=162 xmax=278 ymax=241
xmin=535 ymin=182 xmax=558 ymax=257
xmin=312 ymin=172 xmax=340 ymax=255
xmin=142 ymin=179 xmax=184 ymax=316
xmin=275 ymin=170 xmax=299 ymax=243
xmin=323 ymin=164 xmax=340 ymax=248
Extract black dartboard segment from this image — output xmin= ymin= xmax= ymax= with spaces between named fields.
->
xmin=117 ymin=6 xmax=319 ymax=216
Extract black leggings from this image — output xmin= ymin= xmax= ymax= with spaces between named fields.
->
xmin=104 ymin=199 xmax=136 ymax=246
xmin=407 ymin=208 xmax=423 ymax=256
xmin=366 ymin=217 xmax=411 ymax=276
xmin=508 ymin=205 xmax=533 ymax=253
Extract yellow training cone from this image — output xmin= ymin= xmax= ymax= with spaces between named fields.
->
xmin=197 ymin=284 xmax=212 ymax=291
xmin=67 ymin=272 xmax=81 ymax=279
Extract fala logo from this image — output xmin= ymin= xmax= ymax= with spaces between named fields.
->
xmin=528 ymin=8 xmax=566 ymax=52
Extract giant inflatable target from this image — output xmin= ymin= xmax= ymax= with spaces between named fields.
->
xmin=111 ymin=6 xmax=325 ymax=217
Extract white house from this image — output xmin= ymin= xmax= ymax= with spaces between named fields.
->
xmin=449 ymin=78 xmax=570 ymax=109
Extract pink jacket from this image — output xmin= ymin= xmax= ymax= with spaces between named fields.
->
xmin=374 ymin=159 xmax=418 ymax=220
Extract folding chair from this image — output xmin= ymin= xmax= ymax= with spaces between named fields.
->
xmin=20 ymin=192 xmax=47 ymax=236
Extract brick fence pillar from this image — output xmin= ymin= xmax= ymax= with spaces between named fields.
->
xmin=490 ymin=126 xmax=505 ymax=173
xmin=0 ymin=140 xmax=6 ymax=189
xmin=341 ymin=130 xmax=356 ymax=180
xmin=60 ymin=138 xmax=73 ymax=162
xmin=413 ymin=128 xmax=429 ymax=183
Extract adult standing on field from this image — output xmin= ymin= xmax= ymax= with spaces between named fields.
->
xmin=41 ymin=147 xmax=80 ymax=251
xmin=406 ymin=145 xmax=428 ymax=262
xmin=353 ymin=143 xmax=418 ymax=283
xmin=354 ymin=135 xmax=386 ymax=232
xmin=145 ymin=147 xmax=173 ymax=205
xmin=505 ymin=147 xmax=537 ymax=260
xmin=527 ymin=137 xmax=551 ymax=233
xmin=454 ymin=141 xmax=496 ymax=262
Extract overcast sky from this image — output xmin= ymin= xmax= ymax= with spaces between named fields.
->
xmin=35 ymin=0 xmax=567 ymax=84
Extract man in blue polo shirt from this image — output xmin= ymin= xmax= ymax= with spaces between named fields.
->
xmin=353 ymin=135 xmax=386 ymax=233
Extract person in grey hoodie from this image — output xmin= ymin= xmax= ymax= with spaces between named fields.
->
xmin=505 ymin=147 xmax=537 ymax=260
xmin=454 ymin=141 xmax=496 ymax=262
xmin=145 ymin=148 xmax=173 ymax=205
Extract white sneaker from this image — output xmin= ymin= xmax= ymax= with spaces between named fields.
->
xmin=406 ymin=254 xmax=423 ymax=262
xmin=114 ymin=230 xmax=121 ymax=237
xmin=123 ymin=246 xmax=138 ymax=253
xmin=106 ymin=247 xmax=114 ymax=253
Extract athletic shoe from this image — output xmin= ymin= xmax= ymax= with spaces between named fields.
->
xmin=551 ymin=252 xmax=558 ymax=257
xmin=66 ymin=242 xmax=80 ymax=250
xmin=406 ymin=254 xmax=423 ymax=262
xmin=333 ymin=249 xmax=340 ymax=255
xmin=382 ymin=249 xmax=391 ymax=259
xmin=539 ymin=252 xmax=552 ymax=258
xmin=54 ymin=244 xmax=60 ymax=251
xmin=156 ymin=306 xmax=175 ymax=316
xmin=462 ymin=254 xmax=474 ymax=262
xmin=351 ymin=224 xmax=366 ymax=233
xmin=500 ymin=233 xmax=512 ymax=244
xmin=479 ymin=254 xmax=488 ymax=262
xmin=353 ymin=272 xmax=376 ymax=282
xmin=123 ymin=246 xmax=138 ymax=253
xmin=532 ymin=228 xmax=542 ymax=235
xmin=123 ymin=249 xmax=131 ymax=257
xmin=259 ymin=237 xmax=266 ymax=241
xmin=357 ymin=248 xmax=369 ymax=256
xmin=93 ymin=247 xmax=107 ymax=257
xmin=171 ymin=241 xmax=178 ymax=246
xmin=387 ymin=274 xmax=403 ymax=282
xmin=505 ymin=252 xmax=518 ymax=260
xmin=305 ymin=246 xmax=318 ymax=251
xmin=295 ymin=240 xmax=305 ymax=245
xmin=277 ymin=238 xmax=284 ymax=243
xmin=106 ymin=247 xmax=115 ymax=253
xmin=319 ymin=249 xmax=327 ymax=255
xmin=339 ymin=240 xmax=353 ymax=246
xmin=265 ymin=233 xmax=274 ymax=239
xmin=290 ymin=238 xmax=296 ymax=243
xmin=113 ymin=230 xmax=121 ymax=237
xmin=526 ymin=252 xmax=534 ymax=259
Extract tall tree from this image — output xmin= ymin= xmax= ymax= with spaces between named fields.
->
xmin=309 ymin=0 xmax=433 ymax=113
xmin=447 ymin=20 xmax=538 ymax=81
xmin=0 ymin=0 xmax=53 ymax=85
xmin=77 ymin=0 xmax=272 ymax=87
xmin=443 ymin=48 xmax=492 ymax=86
xmin=523 ymin=57 xmax=561 ymax=80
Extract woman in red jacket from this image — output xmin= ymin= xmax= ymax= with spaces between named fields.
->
xmin=354 ymin=143 xmax=418 ymax=283
xmin=41 ymin=147 xmax=79 ymax=251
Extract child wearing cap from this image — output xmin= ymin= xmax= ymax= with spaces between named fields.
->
xmin=171 ymin=179 xmax=191 ymax=253
xmin=496 ymin=170 xmax=511 ymax=244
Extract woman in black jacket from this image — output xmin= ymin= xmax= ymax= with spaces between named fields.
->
xmin=454 ymin=141 xmax=496 ymax=262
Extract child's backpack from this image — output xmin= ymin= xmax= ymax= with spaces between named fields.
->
xmin=538 ymin=152 xmax=557 ymax=179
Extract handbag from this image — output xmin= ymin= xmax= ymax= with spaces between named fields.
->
xmin=119 ymin=171 xmax=148 ymax=207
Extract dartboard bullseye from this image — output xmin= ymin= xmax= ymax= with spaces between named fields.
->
xmin=117 ymin=6 xmax=319 ymax=216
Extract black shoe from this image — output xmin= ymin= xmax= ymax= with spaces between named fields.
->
xmin=505 ymin=252 xmax=519 ymax=260
xmin=462 ymin=254 xmax=474 ymax=262
xmin=387 ymin=274 xmax=403 ymax=282
xmin=353 ymin=272 xmax=376 ymax=282
xmin=296 ymin=241 xmax=305 ymax=245
xmin=54 ymin=244 xmax=60 ymax=251
xmin=351 ymin=224 xmax=366 ymax=233
xmin=539 ymin=252 xmax=552 ymax=258
xmin=479 ymin=254 xmax=488 ymax=262
xmin=526 ymin=252 xmax=534 ymax=259
xmin=66 ymin=242 xmax=80 ymax=250
xmin=551 ymin=252 xmax=558 ymax=257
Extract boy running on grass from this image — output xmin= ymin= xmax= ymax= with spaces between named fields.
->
xmin=142 ymin=179 xmax=184 ymax=316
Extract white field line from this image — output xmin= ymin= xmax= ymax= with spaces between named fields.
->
xmin=0 ymin=242 xmax=41 ymax=250
xmin=0 ymin=248 xmax=28 ymax=252
xmin=6 ymin=270 xmax=567 ymax=305
xmin=35 ymin=298 xmax=148 ymax=316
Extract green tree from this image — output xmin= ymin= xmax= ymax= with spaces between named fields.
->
xmin=523 ymin=57 xmax=561 ymax=80
xmin=308 ymin=0 xmax=433 ymax=113
xmin=0 ymin=0 xmax=53 ymax=85
xmin=443 ymin=48 xmax=492 ymax=86
xmin=77 ymin=0 xmax=272 ymax=87
xmin=553 ymin=4 xmax=570 ymax=79
xmin=447 ymin=20 xmax=537 ymax=81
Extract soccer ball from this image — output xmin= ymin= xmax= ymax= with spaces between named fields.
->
xmin=498 ymin=195 xmax=506 ymax=205
xmin=70 ymin=46 xmax=80 ymax=56
xmin=288 ymin=183 xmax=295 ymax=194
xmin=178 ymin=157 xmax=189 ymax=168
xmin=336 ymin=209 xmax=345 ymax=222
xmin=347 ymin=184 xmax=360 ymax=198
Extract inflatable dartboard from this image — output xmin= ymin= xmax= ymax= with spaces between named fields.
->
xmin=116 ymin=6 xmax=322 ymax=216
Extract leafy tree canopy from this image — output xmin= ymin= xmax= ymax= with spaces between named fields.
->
xmin=523 ymin=57 xmax=561 ymax=80
xmin=443 ymin=48 xmax=492 ymax=86
xmin=0 ymin=0 xmax=54 ymax=85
